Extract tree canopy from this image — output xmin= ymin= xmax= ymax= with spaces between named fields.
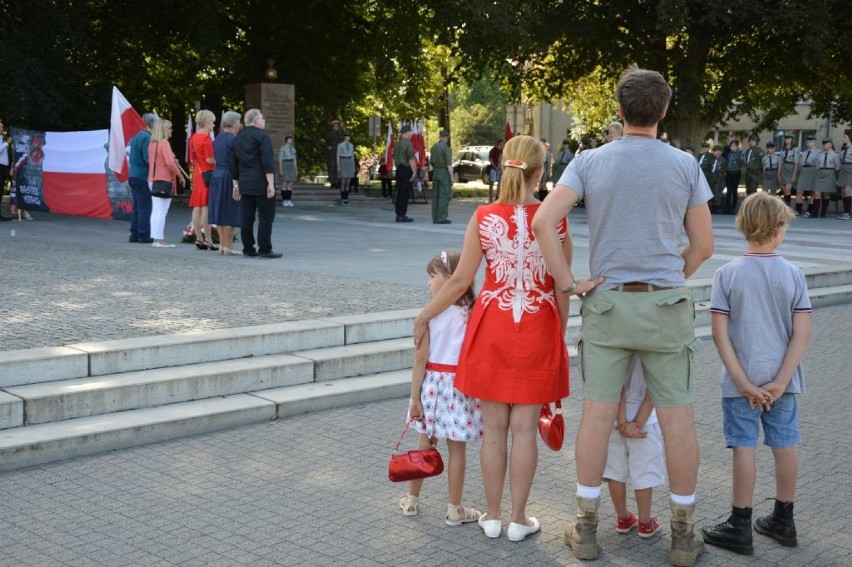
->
xmin=2 ymin=0 xmax=849 ymax=169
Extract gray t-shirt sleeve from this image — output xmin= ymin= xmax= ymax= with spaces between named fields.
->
xmin=793 ymin=270 xmax=812 ymax=312
xmin=688 ymin=159 xmax=713 ymax=208
xmin=710 ymin=269 xmax=729 ymax=314
xmin=558 ymin=153 xmax=585 ymax=200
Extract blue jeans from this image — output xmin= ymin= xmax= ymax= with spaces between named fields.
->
xmin=128 ymin=177 xmax=152 ymax=240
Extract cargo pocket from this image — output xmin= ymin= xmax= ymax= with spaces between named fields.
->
xmin=685 ymin=337 xmax=701 ymax=397
xmin=656 ymin=292 xmax=694 ymax=345
xmin=580 ymin=296 xmax=615 ymax=343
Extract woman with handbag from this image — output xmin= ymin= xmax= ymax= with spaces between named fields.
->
xmin=413 ymin=136 xmax=598 ymax=542
xmin=189 ymin=109 xmax=217 ymax=250
xmin=148 ymin=119 xmax=185 ymax=248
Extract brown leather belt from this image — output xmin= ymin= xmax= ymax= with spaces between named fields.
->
xmin=618 ymin=282 xmax=673 ymax=292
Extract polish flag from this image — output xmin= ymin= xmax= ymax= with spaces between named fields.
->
xmin=383 ymin=122 xmax=394 ymax=167
xmin=43 ymin=130 xmax=113 ymax=219
xmin=505 ymin=121 xmax=513 ymax=142
xmin=107 ymin=86 xmax=146 ymax=183
xmin=411 ymin=120 xmax=426 ymax=169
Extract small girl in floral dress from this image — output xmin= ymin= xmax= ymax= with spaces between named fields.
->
xmin=399 ymin=250 xmax=484 ymax=526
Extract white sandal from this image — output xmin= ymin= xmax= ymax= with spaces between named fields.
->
xmin=399 ymin=494 xmax=419 ymax=516
xmin=446 ymin=503 xmax=482 ymax=526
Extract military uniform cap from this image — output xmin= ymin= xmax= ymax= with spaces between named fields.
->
xmin=400 ymin=124 xmax=412 ymax=133
xmin=806 ymin=134 xmax=815 ymax=140
xmin=562 ymin=139 xmax=570 ymax=145
xmin=823 ymin=138 xmax=832 ymax=144
xmin=439 ymin=129 xmax=450 ymax=137
xmin=783 ymin=132 xmax=794 ymax=138
xmin=766 ymin=141 xmax=776 ymax=147
xmin=748 ymin=134 xmax=759 ymax=142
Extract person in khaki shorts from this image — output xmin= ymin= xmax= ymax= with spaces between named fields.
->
xmin=533 ymin=66 xmax=714 ymax=566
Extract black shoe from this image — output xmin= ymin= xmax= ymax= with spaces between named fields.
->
xmin=129 ymin=238 xmax=139 ymax=243
xmin=433 ymin=220 xmax=452 ymax=224
xmin=258 ymin=251 xmax=282 ymax=258
xmin=244 ymin=250 xmax=258 ymax=257
xmin=700 ymin=507 xmax=753 ymax=555
xmin=396 ymin=216 xmax=414 ymax=223
xmin=0 ymin=215 xmax=10 ymax=221
xmin=138 ymin=238 xmax=154 ymax=244
xmin=754 ymin=500 xmax=797 ymax=547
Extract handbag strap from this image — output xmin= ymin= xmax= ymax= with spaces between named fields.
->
xmin=392 ymin=418 xmax=437 ymax=456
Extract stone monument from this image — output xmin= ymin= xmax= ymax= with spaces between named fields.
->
xmin=245 ymin=82 xmax=295 ymax=183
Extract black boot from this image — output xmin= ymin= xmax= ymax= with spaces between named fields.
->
xmin=700 ymin=506 xmax=753 ymax=555
xmin=754 ymin=500 xmax=797 ymax=547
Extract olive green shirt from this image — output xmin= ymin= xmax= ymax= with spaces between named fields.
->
xmin=429 ymin=140 xmax=452 ymax=169
xmin=393 ymin=137 xmax=415 ymax=167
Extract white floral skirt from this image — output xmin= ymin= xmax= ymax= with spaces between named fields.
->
xmin=411 ymin=370 xmax=483 ymax=442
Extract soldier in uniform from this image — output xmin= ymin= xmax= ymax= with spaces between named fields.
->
xmin=697 ymin=141 xmax=713 ymax=184
xmin=393 ymin=124 xmax=417 ymax=222
xmin=709 ymin=145 xmax=726 ymax=212
xmin=838 ymin=131 xmax=852 ymax=220
xmin=807 ymin=138 xmax=840 ymax=218
xmin=322 ymin=120 xmax=344 ymax=188
xmin=779 ymin=133 xmax=799 ymax=207
xmin=794 ymin=135 xmax=818 ymax=216
xmin=551 ymin=139 xmax=574 ymax=185
xmin=429 ymin=129 xmax=453 ymax=224
xmin=723 ymin=139 xmax=745 ymax=213
xmin=762 ymin=141 xmax=780 ymax=195
xmin=743 ymin=135 xmax=764 ymax=196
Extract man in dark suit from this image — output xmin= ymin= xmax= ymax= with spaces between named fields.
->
xmin=231 ymin=109 xmax=282 ymax=258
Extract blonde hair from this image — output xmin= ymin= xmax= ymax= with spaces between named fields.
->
xmin=736 ymin=192 xmax=793 ymax=245
xmin=497 ymin=135 xmax=544 ymax=205
xmin=195 ymin=109 xmax=215 ymax=128
xmin=427 ymin=250 xmax=475 ymax=307
xmin=150 ymin=119 xmax=173 ymax=142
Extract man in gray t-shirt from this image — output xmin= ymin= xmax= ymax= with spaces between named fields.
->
xmin=532 ymin=67 xmax=713 ymax=565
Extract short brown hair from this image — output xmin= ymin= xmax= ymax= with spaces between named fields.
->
xmin=736 ymin=192 xmax=793 ymax=245
xmin=615 ymin=66 xmax=672 ymax=127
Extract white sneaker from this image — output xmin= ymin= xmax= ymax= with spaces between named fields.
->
xmin=839 ymin=213 xmax=851 ymax=220
xmin=23 ymin=212 xmax=34 ymax=221
xmin=288 ymin=200 xmax=295 ymax=207
xmin=152 ymin=242 xmax=176 ymax=248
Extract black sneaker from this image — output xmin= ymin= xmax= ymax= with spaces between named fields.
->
xmin=244 ymin=250 xmax=258 ymax=257
xmin=258 ymin=251 xmax=282 ymax=258
xmin=396 ymin=216 xmax=414 ymax=223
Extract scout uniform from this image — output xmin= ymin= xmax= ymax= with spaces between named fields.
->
xmin=323 ymin=121 xmax=344 ymax=186
xmin=796 ymin=137 xmax=819 ymax=192
xmin=724 ymin=143 xmax=745 ymax=212
xmin=779 ymin=138 xmax=799 ymax=187
xmin=393 ymin=127 xmax=416 ymax=222
xmin=337 ymin=135 xmax=355 ymax=205
xmin=430 ymin=131 xmax=453 ymax=224
xmin=839 ymin=142 xmax=852 ymax=219
xmin=551 ymin=140 xmax=574 ymax=184
xmin=709 ymin=147 xmax=726 ymax=212
xmin=697 ymin=143 xmax=713 ymax=181
xmin=762 ymin=142 xmax=780 ymax=193
xmin=805 ymin=140 xmax=840 ymax=218
xmin=743 ymin=137 xmax=764 ymax=195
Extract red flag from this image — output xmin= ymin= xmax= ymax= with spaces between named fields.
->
xmin=108 ymin=86 xmax=146 ymax=183
xmin=505 ymin=121 xmax=513 ymax=142
xmin=412 ymin=121 xmax=426 ymax=169
xmin=384 ymin=122 xmax=394 ymax=166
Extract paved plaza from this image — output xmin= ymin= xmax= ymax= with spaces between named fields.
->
xmin=1 ymin=188 xmax=851 ymax=565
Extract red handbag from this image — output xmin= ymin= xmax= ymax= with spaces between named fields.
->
xmin=539 ymin=399 xmax=565 ymax=451
xmin=388 ymin=418 xmax=445 ymax=482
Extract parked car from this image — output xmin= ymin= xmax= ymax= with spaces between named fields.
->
xmin=452 ymin=146 xmax=491 ymax=183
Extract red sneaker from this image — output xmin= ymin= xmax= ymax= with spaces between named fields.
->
xmin=638 ymin=517 xmax=661 ymax=538
xmin=615 ymin=512 xmax=638 ymax=534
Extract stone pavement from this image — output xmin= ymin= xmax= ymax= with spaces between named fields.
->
xmin=0 ymin=188 xmax=850 ymax=565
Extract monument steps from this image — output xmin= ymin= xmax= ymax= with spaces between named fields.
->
xmin=0 ymin=267 xmax=849 ymax=472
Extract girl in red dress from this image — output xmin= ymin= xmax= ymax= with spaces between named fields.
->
xmin=413 ymin=135 xmax=596 ymax=542
xmin=189 ymin=110 xmax=217 ymax=250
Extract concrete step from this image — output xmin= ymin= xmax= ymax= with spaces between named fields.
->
xmin=292 ymin=338 xmax=415 ymax=381
xmin=0 ymin=394 xmax=276 ymax=473
xmin=5 ymin=354 xmax=314 ymax=425
xmin=0 ymin=369 xmax=412 ymax=473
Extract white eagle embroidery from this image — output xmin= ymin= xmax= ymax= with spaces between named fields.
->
xmin=479 ymin=206 xmax=556 ymax=322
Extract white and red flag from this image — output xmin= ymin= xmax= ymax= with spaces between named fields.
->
xmin=44 ymin=130 xmax=114 ymax=219
xmin=107 ymin=86 xmax=146 ymax=183
xmin=383 ymin=122 xmax=395 ymax=166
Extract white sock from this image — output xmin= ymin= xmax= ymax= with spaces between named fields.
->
xmin=670 ymin=493 xmax=696 ymax=506
xmin=576 ymin=483 xmax=601 ymax=499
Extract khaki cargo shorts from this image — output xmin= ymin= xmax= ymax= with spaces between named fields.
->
xmin=578 ymin=287 xmax=702 ymax=408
